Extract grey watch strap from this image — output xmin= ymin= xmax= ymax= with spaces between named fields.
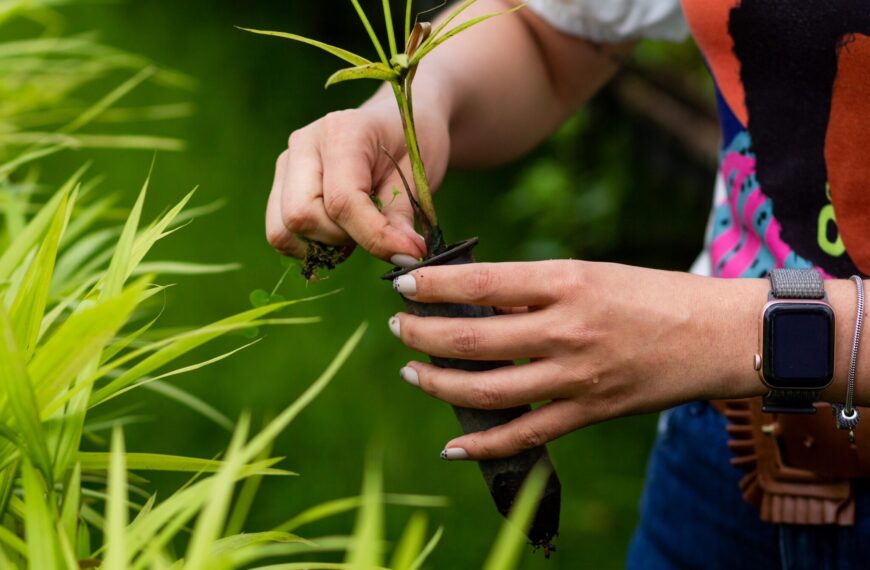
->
xmin=769 ymin=268 xmax=825 ymax=299
xmin=763 ymin=269 xmax=826 ymax=414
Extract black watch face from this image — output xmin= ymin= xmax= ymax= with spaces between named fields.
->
xmin=763 ymin=303 xmax=835 ymax=389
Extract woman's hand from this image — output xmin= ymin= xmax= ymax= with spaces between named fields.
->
xmin=265 ymin=95 xmax=450 ymax=265
xmin=388 ymin=260 xmax=768 ymax=460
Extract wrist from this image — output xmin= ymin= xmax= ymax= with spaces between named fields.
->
xmin=698 ymin=276 xmax=769 ymax=400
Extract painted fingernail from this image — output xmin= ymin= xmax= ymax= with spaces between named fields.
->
xmin=388 ymin=315 xmax=401 ymax=338
xmin=393 ymin=275 xmax=417 ymax=296
xmin=399 ymin=366 xmax=419 ymax=387
xmin=440 ymin=448 xmax=469 ymax=461
xmin=390 ymin=254 xmax=419 ymax=268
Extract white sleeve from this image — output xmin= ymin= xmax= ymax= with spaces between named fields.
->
xmin=527 ymin=0 xmax=689 ymax=43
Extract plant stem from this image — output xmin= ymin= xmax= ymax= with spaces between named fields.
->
xmin=390 ymin=80 xmax=438 ymax=230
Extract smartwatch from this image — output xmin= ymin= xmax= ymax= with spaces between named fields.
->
xmin=754 ymin=269 xmax=835 ymax=414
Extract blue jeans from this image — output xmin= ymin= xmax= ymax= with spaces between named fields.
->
xmin=627 ymin=402 xmax=870 ymax=570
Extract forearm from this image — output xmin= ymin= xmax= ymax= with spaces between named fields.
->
xmin=364 ymin=0 xmax=631 ymax=168
xmin=708 ymin=277 xmax=870 ymax=405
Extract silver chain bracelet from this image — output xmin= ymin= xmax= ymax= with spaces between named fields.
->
xmin=833 ymin=276 xmax=865 ymax=442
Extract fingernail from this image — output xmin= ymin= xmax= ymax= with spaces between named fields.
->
xmin=399 ymin=366 xmax=419 ymax=386
xmin=388 ymin=315 xmax=401 ymax=338
xmin=440 ymin=448 xmax=469 ymax=461
xmin=416 ymin=232 xmax=427 ymax=247
xmin=390 ymin=254 xmax=419 ymax=268
xmin=393 ymin=275 xmax=417 ymax=296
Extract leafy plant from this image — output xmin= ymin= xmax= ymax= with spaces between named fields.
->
xmin=242 ymin=0 xmax=523 ymax=277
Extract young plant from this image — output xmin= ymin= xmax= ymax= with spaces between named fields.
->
xmin=242 ymin=0 xmax=523 ymax=276
xmin=244 ymin=1 xmax=563 ymax=554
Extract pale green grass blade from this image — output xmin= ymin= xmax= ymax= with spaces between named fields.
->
xmin=349 ymin=0 xmax=390 ymax=64
xmin=60 ymin=193 xmax=117 ymax=247
xmin=241 ymin=322 xmax=367 ymax=464
xmin=77 ymin=452 xmax=292 ymax=476
xmin=325 ymin=63 xmax=399 ymax=88
xmin=102 ymin=167 xmax=149 ymax=299
xmin=134 ymin=261 xmax=241 ymax=276
xmin=0 ymin=132 xmax=186 ymax=152
xmin=0 ymin=524 xmax=27 ymax=558
xmin=0 ymin=144 xmax=64 ymax=179
xmin=276 ymin=493 xmax=446 ymax=533
xmin=61 ymin=66 xmax=155 ymax=134
xmin=9 ymin=188 xmax=72 ymax=358
xmin=237 ymin=28 xmax=371 ymax=67
xmin=88 ymin=302 xmax=319 ymax=406
xmin=412 ymin=4 xmax=524 ymax=64
xmin=56 ymin=520 xmax=80 ymax=570
xmin=405 ymin=0 xmax=413 ymax=45
xmin=101 ymin=313 xmax=161 ymax=365
xmin=210 ymin=531 xmax=308 ymax=556
xmin=21 ymin=458 xmax=61 ymax=568
xmin=481 ymin=463 xmax=550 ymax=570
xmin=225 ymin=426 xmax=273 ymax=535
xmin=99 ymin=339 xmax=264 ymax=406
xmin=0 ymin=306 xmax=53 ymax=476
xmin=407 ymin=526 xmax=443 ymax=570
xmin=382 ymin=0 xmax=398 ymax=57
xmin=424 ymin=0 xmax=477 ymax=45
xmin=60 ymin=462 xmax=82 ymax=547
xmin=223 ymin=536 xmax=352 ymax=568
xmin=0 ymin=164 xmax=85 ymax=280
xmin=104 ymin=426 xmax=128 ymax=570
xmin=143 ymin=381 xmax=233 ymax=432
xmin=390 ymin=512 xmax=426 ymax=570
xmin=184 ymin=414 xmax=250 ymax=570
xmin=345 ymin=459 xmax=384 ymax=569
xmin=30 ymin=279 xmax=147 ymax=411
xmin=247 ymin=563 xmax=387 ymax=570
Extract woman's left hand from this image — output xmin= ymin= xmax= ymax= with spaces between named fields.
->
xmin=388 ymin=260 xmax=768 ymax=460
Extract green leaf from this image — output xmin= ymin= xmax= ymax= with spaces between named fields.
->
xmin=237 ymin=27 xmax=371 ymax=67
xmin=60 ymin=462 xmax=82 ymax=549
xmin=9 ymin=187 xmax=73 ymax=359
xmin=407 ymin=526 xmax=443 ymax=570
xmin=349 ymin=0 xmax=390 ymax=65
xmin=0 ymin=305 xmax=53 ymax=477
xmin=143 ymin=381 xmax=233 ymax=432
xmin=325 ymin=62 xmax=399 ymax=89
xmin=225 ymin=423 xmax=273 ymax=535
xmin=345 ymin=458 xmax=384 ymax=569
xmin=413 ymin=4 xmax=524 ymax=65
xmin=104 ymin=426 xmax=128 ymax=570
xmin=21 ymin=458 xmax=62 ymax=569
xmin=405 ymin=0 xmax=414 ymax=46
xmin=76 ymin=452 xmax=293 ymax=476
xmin=0 ymin=523 xmax=27 ymax=558
xmin=184 ymin=414 xmax=250 ymax=570
xmin=209 ymin=531 xmax=308 ymax=556
xmin=61 ymin=66 xmax=155 ymax=135
xmin=391 ymin=513 xmax=426 ymax=570
xmin=0 ymin=165 xmax=86 ymax=281
xmin=482 ymin=462 xmax=551 ymax=570
xmin=249 ymin=289 xmax=270 ymax=308
xmin=383 ymin=0 xmax=398 ymax=57
xmin=102 ymin=167 xmax=149 ymax=299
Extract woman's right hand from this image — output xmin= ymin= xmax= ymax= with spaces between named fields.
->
xmin=265 ymin=95 xmax=451 ymax=266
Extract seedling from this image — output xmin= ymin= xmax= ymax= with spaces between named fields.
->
xmin=244 ymin=1 xmax=562 ymax=552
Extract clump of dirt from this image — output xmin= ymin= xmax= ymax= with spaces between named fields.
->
xmin=301 ymin=239 xmax=350 ymax=281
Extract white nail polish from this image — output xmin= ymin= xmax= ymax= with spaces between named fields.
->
xmin=440 ymin=448 xmax=469 ymax=461
xmin=393 ymin=275 xmax=417 ymax=296
xmin=390 ymin=254 xmax=419 ymax=268
xmin=388 ymin=315 xmax=401 ymax=338
xmin=399 ymin=366 xmax=419 ymax=386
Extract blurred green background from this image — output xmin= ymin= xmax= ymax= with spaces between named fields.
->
xmin=37 ymin=1 xmax=718 ymax=567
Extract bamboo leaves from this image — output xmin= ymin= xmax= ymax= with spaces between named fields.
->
xmin=237 ymin=28 xmax=371 ymax=67
xmin=326 ymin=63 xmax=399 ymax=89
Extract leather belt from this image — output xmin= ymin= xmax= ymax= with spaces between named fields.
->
xmin=712 ymin=398 xmax=870 ymax=526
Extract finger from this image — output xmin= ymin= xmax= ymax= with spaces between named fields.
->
xmin=266 ymin=154 xmax=306 ymax=258
xmin=320 ymin=122 xmax=425 ymax=261
xmin=494 ymin=306 xmax=530 ymax=315
xmin=440 ymin=399 xmax=582 ymax=461
xmin=281 ymin=134 xmax=349 ymax=245
xmin=400 ymin=360 xmax=570 ymax=410
xmin=391 ymin=312 xmax=556 ymax=360
xmin=392 ymin=262 xmax=566 ymax=307
xmin=374 ymin=155 xmax=426 ymax=255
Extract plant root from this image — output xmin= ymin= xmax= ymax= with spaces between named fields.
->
xmin=300 ymin=239 xmax=350 ymax=281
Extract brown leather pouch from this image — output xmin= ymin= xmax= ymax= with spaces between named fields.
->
xmin=715 ymin=398 xmax=870 ymax=526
